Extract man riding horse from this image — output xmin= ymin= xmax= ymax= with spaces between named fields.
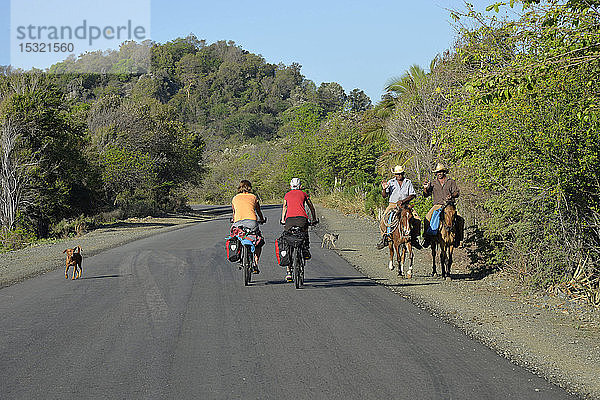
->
xmin=376 ymin=165 xmax=422 ymax=250
xmin=422 ymin=163 xmax=461 ymax=248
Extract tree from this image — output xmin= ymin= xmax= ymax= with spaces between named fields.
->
xmin=281 ymin=103 xmax=325 ymax=187
xmin=436 ymin=0 xmax=600 ymax=298
xmin=0 ymin=73 xmax=90 ymax=237
xmin=317 ymin=82 xmax=347 ymax=114
xmin=347 ymin=89 xmax=371 ymax=112
xmin=377 ymin=58 xmax=465 ymax=181
xmin=0 ymin=117 xmax=37 ymax=232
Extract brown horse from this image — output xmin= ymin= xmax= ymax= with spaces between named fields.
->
xmin=431 ymin=203 xmax=456 ymax=279
xmin=388 ymin=206 xmax=414 ymax=278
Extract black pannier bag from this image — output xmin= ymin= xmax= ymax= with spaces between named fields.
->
xmin=275 ymin=236 xmax=291 ymax=266
xmin=282 ymin=229 xmax=308 ymax=246
xmin=226 ymin=235 xmax=242 ymax=262
xmin=282 ymin=230 xmax=310 ymax=260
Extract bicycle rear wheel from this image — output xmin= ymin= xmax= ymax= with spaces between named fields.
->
xmin=299 ymin=256 xmax=305 ymax=287
xmin=293 ymin=247 xmax=302 ymax=289
xmin=243 ymin=246 xmax=251 ymax=286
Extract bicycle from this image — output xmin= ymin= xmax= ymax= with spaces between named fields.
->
xmin=281 ymin=220 xmax=318 ymax=289
xmin=230 ymin=218 xmax=266 ymax=286
xmin=238 ymin=228 xmax=255 ymax=286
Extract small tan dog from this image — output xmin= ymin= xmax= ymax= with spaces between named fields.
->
xmin=321 ymin=233 xmax=339 ymax=249
xmin=63 ymin=246 xmax=83 ymax=280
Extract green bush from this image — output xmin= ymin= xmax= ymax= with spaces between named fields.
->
xmin=116 ymin=189 xmax=160 ymax=218
xmin=411 ymin=195 xmax=433 ymax=224
xmin=364 ymin=185 xmax=386 ymax=217
xmin=0 ymin=226 xmax=37 ymax=251
xmin=50 ymin=214 xmax=99 ymax=238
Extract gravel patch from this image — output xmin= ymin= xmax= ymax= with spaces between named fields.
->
xmin=314 ymin=205 xmax=600 ymax=400
xmin=0 ymin=214 xmax=207 ymax=289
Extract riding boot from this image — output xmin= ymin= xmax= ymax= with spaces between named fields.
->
xmin=422 ymin=235 xmax=431 ymax=248
xmin=412 ymin=237 xmax=423 ymax=250
xmin=376 ymin=235 xmax=388 ymax=250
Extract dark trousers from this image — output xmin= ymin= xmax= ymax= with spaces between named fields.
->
xmin=284 ymin=216 xmax=309 ymax=232
xmin=284 ymin=216 xmax=310 ymax=249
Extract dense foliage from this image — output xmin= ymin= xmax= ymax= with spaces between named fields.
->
xmin=0 ymin=35 xmax=379 ymax=247
xmin=380 ymin=0 xmax=599 ymax=302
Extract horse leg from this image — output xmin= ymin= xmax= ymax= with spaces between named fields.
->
xmin=388 ymin=242 xmax=395 ymax=271
xmin=399 ymin=243 xmax=405 ymax=277
xmin=447 ymin=245 xmax=454 ymax=279
xmin=440 ymin=242 xmax=445 ymax=278
xmin=406 ymin=242 xmax=413 ymax=279
xmin=431 ymin=241 xmax=437 ymax=277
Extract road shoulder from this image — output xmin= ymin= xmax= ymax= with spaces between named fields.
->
xmin=314 ymin=205 xmax=600 ymax=400
xmin=0 ymin=214 xmax=206 ymax=289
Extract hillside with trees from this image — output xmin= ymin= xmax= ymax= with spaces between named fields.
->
xmin=0 ymin=35 xmax=376 ymax=245
xmin=0 ymin=1 xmax=598 ymax=304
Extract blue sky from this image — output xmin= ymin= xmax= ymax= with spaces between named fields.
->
xmin=0 ymin=0 xmax=475 ymax=103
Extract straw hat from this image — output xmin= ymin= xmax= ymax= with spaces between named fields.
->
xmin=391 ymin=165 xmax=405 ymax=174
xmin=432 ymin=163 xmax=449 ymax=173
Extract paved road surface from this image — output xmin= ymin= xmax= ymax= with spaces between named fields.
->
xmin=0 ymin=206 xmax=574 ymax=399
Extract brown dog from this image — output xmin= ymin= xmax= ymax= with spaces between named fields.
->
xmin=63 ymin=246 xmax=82 ymax=280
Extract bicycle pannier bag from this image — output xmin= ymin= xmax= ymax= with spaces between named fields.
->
xmin=275 ymin=236 xmax=291 ymax=266
xmin=226 ymin=236 xmax=242 ymax=262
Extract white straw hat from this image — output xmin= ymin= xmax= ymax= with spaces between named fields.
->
xmin=391 ymin=165 xmax=405 ymax=174
xmin=432 ymin=163 xmax=449 ymax=173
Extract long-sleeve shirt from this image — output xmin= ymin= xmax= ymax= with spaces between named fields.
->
xmin=424 ymin=178 xmax=459 ymax=205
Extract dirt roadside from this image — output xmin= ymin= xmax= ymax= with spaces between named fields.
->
xmin=0 ymin=214 xmax=207 ymax=289
xmin=313 ymin=205 xmax=600 ymax=400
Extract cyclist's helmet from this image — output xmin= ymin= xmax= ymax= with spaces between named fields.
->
xmin=290 ymin=177 xmax=301 ymax=189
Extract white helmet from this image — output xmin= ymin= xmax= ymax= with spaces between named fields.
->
xmin=290 ymin=177 xmax=301 ymax=189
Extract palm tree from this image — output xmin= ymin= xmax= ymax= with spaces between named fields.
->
xmin=361 ymin=63 xmax=429 ymax=144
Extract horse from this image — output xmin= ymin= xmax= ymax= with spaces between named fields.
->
xmin=387 ymin=205 xmax=414 ymax=278
xmin=431 ymin=203 xmax=456 ymax=279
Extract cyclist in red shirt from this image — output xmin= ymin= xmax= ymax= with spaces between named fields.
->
xmin=280 ymin=178 xmax=318 ymax=281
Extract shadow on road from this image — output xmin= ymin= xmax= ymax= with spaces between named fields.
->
xmin=262 ymin=276 xmax=377 ymax=288
xmin=305 ymin=276 xmax=379 ymax=288
xmin=384 ymin=281 xmax=442 ymax=288
xmin=82 ymin=274 xmax=126 ymax=280
xmin=371 ymin=277 xmax=443 ymax=288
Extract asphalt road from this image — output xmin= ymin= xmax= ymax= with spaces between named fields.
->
xmin=0 ymin=206 xmax=575 ymax=399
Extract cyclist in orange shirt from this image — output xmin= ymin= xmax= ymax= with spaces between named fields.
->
xmin=231 ymin=180 xmax=266 ymax=273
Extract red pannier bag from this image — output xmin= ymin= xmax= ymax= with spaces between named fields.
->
xmin=226 ymin=235 xmax=241 ymax=262
xmin=275 ymin=236 xmax=291 ymax=266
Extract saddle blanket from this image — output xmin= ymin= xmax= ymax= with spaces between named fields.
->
xmin=386 ymin=209 xmax=397 ymax=235
xmin=426 ymin=208 xmax=442 ymax=235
